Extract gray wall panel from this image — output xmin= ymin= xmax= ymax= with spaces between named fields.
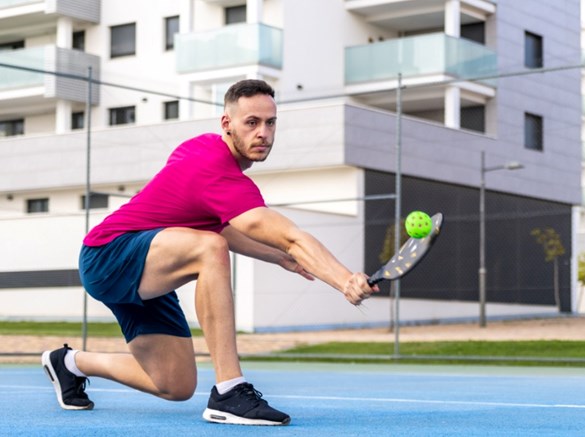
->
xmin=344 ymin=102 xmax=581 ymax=205
xmin=50 ymin=0 xmax=100 ymax=23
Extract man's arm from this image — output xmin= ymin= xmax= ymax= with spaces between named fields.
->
xmin=228 ymin=207 xmax=376 ymax=305
xmin=220 ymin=225 xmax=314 ymax=281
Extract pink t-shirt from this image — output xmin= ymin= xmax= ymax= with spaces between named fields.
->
xmin=83 ymin=133 xmax=266 ymax=246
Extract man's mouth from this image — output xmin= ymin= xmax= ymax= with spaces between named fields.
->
xmin=252 ymin=144 xmax=270 ymax=152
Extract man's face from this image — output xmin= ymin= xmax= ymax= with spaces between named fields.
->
xmin=222 ymin=94 xmax=277 ymax=169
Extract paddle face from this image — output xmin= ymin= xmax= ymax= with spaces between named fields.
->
xmin=367 ymin=212 xmax=443 ymax=286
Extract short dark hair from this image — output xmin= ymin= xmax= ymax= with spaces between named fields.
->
xmin=224 ymin=79 xmax=275 ymax=106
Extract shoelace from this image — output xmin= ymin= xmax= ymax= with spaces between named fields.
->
xmin=74 ymin=377 xmax=91 ymax=398
xmin=235 ymin=383 xmax=264 ymax=402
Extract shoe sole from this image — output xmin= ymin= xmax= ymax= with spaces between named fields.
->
xmin=41 ymin=351 xmax=93 ymax=411
xmin=203 ymin=408 xmax=290 ymax=426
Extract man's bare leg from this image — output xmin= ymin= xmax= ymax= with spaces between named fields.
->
xmin=137 ymin=227 xmax=243 ymax=383
xmin=44 ymin=227 xmax=243 ymax=410
xmin=75 ymin=334 xmax=197 ymax=401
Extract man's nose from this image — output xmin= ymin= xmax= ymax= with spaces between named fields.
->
xmin=257 ymin=123 xmax=270 ymax=137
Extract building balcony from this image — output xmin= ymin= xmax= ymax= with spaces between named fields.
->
xmin=346 ymin=32 xmax=496 ymax=85
xmin=0 ymin=0 xmax=100 ymax=23
xmin=175 ymin=23 xmax=283 ymax=76
xmin=0 ymin=45 xmax=100 ymax=117
xmin=345 ymin=32 xmax=496 ymax=117
xmin=344 ymin=0 xmax=495 ymax=31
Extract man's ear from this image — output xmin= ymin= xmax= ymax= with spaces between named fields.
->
xmin=221 ymin=113 xmax=232 ymax=132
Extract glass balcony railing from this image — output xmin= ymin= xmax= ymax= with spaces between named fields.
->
xmin=0 ymin=46 xmax=100 ymax=103
xmin=0 ymin=47 xmax=45 ymax=89
xmin=176 ymin=23 xmax=283 ymax=74
xmin=345 ymin=32 xmax=497 ymax=85
xmin=0 ymin=0 xmax=41 ymax=8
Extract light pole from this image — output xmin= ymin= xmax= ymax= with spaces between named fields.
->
xmin=479 ymin=151 xmax=523 ymax=327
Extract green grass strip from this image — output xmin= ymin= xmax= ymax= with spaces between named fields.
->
xmin=0 ymin=321 xmax=202 ymax=337
xmin=265 ymin=340 xmax=585 ymax=366
xmin=285 ymin=340 xmax=585 ymax=358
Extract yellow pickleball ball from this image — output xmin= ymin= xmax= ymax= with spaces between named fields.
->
xmin=405 ymin=211 xmax=432 ymax=238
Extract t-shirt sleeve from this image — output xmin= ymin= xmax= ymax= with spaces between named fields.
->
xmin=199 ymin=166 xmax=266 ymax=224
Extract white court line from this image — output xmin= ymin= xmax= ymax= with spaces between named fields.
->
xmin=271 ymin=394 xmax=585 ymax=410
xmin=0 ymin=385 xmax=52 ymax=390
xmin=4 ymin=385 xmax=584 ymax=410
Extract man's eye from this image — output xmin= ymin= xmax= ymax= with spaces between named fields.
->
xmin=267 ymin=120 xmax=276 ymax=126
xmin=247 ymin=120 xmax=257 ymax=126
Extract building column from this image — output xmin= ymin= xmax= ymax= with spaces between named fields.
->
xmin=178 ymin=0 xmax=195 ymax=121
xmin=56 ymin=16 xmax=73 ymax=48
xmin=179 ymin=0 xmax=194 ymax=33
xmin=445 ymin=85 xmax=460 ymax=129
xmin=56 ymin=17 xmax=73 ymax=133
xmin=55 ymin=100 xmax=72 ymax=133
xmin=247 ymin=0 xmax=263 ymax=24
xmin=445 ymin=0 xmax=460 ymax=37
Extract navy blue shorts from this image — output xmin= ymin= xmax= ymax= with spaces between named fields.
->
xmin=78 ymin=229 xmax=192 ymax=343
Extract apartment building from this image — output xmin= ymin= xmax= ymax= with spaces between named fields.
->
xmin=0 ymin=0 xmax=581 ymax=331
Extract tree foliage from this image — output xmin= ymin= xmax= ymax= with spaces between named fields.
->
xmin=530 ymin=227 xmax=565 ymax=262
xmin=379 ymin=219 xmax=409 ymax=264
xmin=579 ymin=253 xmax=585 ymax=285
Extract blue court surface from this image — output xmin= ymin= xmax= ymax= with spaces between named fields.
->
xmin=1 ymin=361 xmax=585 ymax=436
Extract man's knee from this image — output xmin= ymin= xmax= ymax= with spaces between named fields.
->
xmin=160 ymin=377 xmax=197 ymax=401
xmin=196 ymin=232 xmax=230 ymax=267
xmin=199 ymin=232 xmax=229 ymax=255
xmin=129 ymin=335 xmax=197 ymax=401
xmin=150 ymin=366 xmax=197 ymax=401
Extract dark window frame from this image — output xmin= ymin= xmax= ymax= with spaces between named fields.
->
xmin=71 ymin=111 xmax=85 ymax=130
xmin=72 ymin=30 xmax=85 ymax=51
xmin=165 ymin=16 xmax=179 ymax=50
xmin=26 ymin=198 xmax=49 ymax=213
xmin=0 ymin=40 xmax=24 ymax=51
xmin=524 ymin=112 xmax=543 ymax=151
xmin=109 ymin=106 xmax=136 ymax=126
xmin=0 ymin=119 xmax=24 ymax=137
xmin=225 ymin=5 xmax=246 ymax=25
xmin=164 ymin=100 xmax=179 ymax=120
xmin=461 ymin=105 xmax=486 ymax=134
xmin=110 ymin=23 xmax=136 ymax=58
xmin=81 ymin=193 xmax=109 ymax=210
xmin=525 ymin=31 xmax=543 ymax=69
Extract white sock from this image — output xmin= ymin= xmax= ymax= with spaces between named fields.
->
xmin=64 ymin=349 xmax=86 ymax=377
xmin=215 ymin=376 xmax=246 ymax=395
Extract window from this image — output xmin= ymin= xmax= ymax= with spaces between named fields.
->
xmin=72 ymin=111 xmax=84 ymax=130
xmin=72 ymin=31 xmax=85 ymax=51
xmin=461 ymin=106 xmax=485 ymax=133
xmin=27 ymin=198 xmax=49 ymax=213
xmin=164 ymin=101 xmax=179 ymax=120
xmin=109 ymin=106 xmax=135 ymax=125
xmin=524 ymin=112 xmax=543 ymax=151
xmin=0 ymin=119 xmax=24 ymax=137
xmin=110 ymin=23 xmax=136 ymax=58
xmin=0 ymin=40 xmax=24 ymax=51
xmin=525 ymin=31 xmax=543 ymax=69
xmin=81 ymin=193 xmax=109 ymax=210
xmin=165 ymin=16 xmax=179 ymax=50
xmin=225 ymin=5 xmax=246 ymax=25
xmin=461 ymin=22 xmax=485 ymax=45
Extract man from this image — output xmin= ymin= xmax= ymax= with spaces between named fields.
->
xmin=42 ymin=79 xmax=377 ymax=426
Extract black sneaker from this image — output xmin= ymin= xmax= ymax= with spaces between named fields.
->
xmin=41 ymin=344 xmax=94 ymax=410
xmin=203 ymin=382 xmax=290 ymax=426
